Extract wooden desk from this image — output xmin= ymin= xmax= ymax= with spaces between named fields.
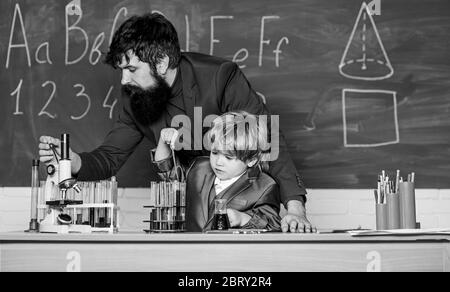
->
xmin=0 ymin=232 xmax=449 ymax=272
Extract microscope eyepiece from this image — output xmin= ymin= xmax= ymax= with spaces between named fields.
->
xmin=60 ymin=133 xmax=70 ymax=160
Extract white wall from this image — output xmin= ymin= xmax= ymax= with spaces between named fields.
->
xmin=1 ymin=187 xmax=449 ymax=232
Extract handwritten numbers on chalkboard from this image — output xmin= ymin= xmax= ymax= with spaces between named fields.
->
xmin=10 ymin=78 xmax=24 ymax=115
xmin=39 ymin=81 xmax=57 ymax=119
xmin=8 ymin=79 xmax=117 ymax=121
xmin=71 ymin=84 xmax=91 ymax=120
xmin=103 ymin=86 xmax=117 ymax=120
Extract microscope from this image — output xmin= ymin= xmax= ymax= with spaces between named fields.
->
xmin=39 ymin=133 xmax=88 ymax=234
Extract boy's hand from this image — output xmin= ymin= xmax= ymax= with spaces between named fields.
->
xmin=159 ymin=128 xmax=179 ymax=150
xmin=227 ymin=208 xmax=251 ymax=227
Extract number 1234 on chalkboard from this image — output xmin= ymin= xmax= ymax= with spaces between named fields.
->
xmin=10 ymin=79 xmax=117 ymax=120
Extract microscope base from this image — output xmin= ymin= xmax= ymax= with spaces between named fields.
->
xmin=39 ymin=224 xmax=92 ymax=234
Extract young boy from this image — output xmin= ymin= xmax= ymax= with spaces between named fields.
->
xmin=151 ymin=111 xmax=281 ymax=232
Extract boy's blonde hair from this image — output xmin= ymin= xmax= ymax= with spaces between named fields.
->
xmin=207 ymin=111 xmax=270 ymax=166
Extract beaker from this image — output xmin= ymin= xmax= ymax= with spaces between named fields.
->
xmin=212 ymin=199 xmax=230 ymax=230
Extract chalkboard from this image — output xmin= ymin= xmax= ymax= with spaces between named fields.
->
xmin=1 ymin=0 xmax=450 ymax=188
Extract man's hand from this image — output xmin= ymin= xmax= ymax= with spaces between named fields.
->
xmin=38 ymin=135 xmax=81 ymax=174
xmin=227 ymin=208 xmax=251 ymax=227
xmin=281 ymin=200 xmax=316 ymax=233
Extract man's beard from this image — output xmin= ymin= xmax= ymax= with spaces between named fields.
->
xmin=122 ymin=75 xmax=172 ymax=127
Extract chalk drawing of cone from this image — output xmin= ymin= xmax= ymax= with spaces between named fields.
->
xmin=340 ymin=1 xmax=400 ymax=147
xmin=339 ymin=1 xmax=394 ymax=81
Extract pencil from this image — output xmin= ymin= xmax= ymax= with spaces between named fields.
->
xmin=377 ymin=181 xmax=381 ymax=204
xmin=395 ymin=169 xmax=400 ymax=193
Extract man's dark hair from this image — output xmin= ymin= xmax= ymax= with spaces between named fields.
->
xmin=105 ymin=13 xmax=181 ymax=71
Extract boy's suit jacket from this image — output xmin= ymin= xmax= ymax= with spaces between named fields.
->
xmin=186 ymin=157 xmax=281 ymax=232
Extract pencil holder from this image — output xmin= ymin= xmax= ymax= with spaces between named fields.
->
xmin=387 ymin=193 xmax=400 ymax=229
xmin=399 ymin=182 xmax=416 ymax=229
xmin=375 ymin=203 xmax=388 ymax=230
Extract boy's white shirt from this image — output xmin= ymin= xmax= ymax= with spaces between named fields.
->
xmin=214 ymin=172 xmax=245 ymax=195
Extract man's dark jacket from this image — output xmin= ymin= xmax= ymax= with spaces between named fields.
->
xmin=78 ymin=52 xmax=307 ymax=205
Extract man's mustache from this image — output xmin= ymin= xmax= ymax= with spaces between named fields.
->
xmin=122 ymin=84 xmax=144 ymax=96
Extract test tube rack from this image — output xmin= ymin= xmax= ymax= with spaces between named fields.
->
xmin=143 ymin=181 xmax=186 ymax=233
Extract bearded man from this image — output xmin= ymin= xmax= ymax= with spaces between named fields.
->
xmin=38 ymin=13 xmax=315 ymax=233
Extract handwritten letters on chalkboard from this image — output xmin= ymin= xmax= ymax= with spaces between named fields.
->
xmin=1 ymin=0 xmax=450 ymax=187
xmin=5 ymin=2 xmax=289 ymax=121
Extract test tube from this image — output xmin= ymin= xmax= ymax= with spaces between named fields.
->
xmin=89 ymin=182 xmax=95 ymax=227
xmin=99 ymin=180 xmax=106 ymax=227
xmin=28 ymin=159 xmax=40 ymax=232
xmin=181 ymin=182 xmax=186 ymax=228
xmin=111 ymin=176 xmax=118 ymax=230
xmin=168 ymin=182 xmax=172 ymax=230
xmin=105 ymin=180 xmax=111 ymax=227
xmin=150 ymin=181 xmax=157 ymax=231
xmin=38 ymin=180 xmax=46 ymax=221
xmin=80 ymin=182 xmax=88 ymax=225
xmin=75 ymin=182 xmax=82 ymax=224
xmin=94 ymin=182 xmax=101 ymax=227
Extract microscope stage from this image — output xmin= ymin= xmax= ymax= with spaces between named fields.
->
xmin=46 ymin=200 xmax=83 ymax=206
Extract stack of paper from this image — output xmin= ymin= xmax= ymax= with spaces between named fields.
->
xmin=348 ymin=228 xmax=450 ymax=236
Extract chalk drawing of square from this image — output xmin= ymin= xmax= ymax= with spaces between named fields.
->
xmin=342 ymin=89 xmax=399 ymax=147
